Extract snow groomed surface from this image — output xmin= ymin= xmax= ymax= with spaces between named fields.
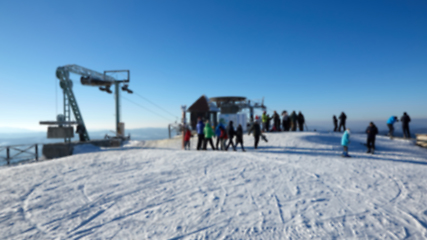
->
xmin=1 ymin=132 xmax=427 ymax=239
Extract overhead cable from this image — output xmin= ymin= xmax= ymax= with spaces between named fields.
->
xmin=121 ymin=96 xmax=174 ymax=122
xmin=133 ymin=92 xmax=179 ymax=119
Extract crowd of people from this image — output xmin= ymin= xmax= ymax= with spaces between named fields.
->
xmin=262 ymin=110 xmax=306 ymax=132
xmin=184 ymin=116 xmax=272 ymax=151
xmin=183 ymin=111 xmax=414 ymax=157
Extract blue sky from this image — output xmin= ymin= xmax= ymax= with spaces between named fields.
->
xmin=0 ymin=0 xmax=426 ymax=131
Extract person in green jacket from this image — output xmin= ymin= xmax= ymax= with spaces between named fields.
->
xmin=203 ymin=121 xmax=216 ymax=150
xmin=261 ymin=111 xmax=272 ymax=132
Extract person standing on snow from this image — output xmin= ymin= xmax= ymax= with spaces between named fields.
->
xmin=196 ymin=117 xmax=205 ymax=150
xmin=203 ymin=120 xmax=216 ymax=150
xmin=333 ymin=115 xmax=338 ymax=132
xmin=387 ymin=116 xmax=398 ymax=138
xmin=235 ymin=124 xmax=245 ymax=152
xmin=248 ymin=116 xmax=262 ymax=149
xmin=226 ymin=121 xmax=236 ymax=151
xmin=272 ymin=111 xmax=281 ymax=132
xmin=282 ymin=111 xmax=290 ymax=131
xmin=184 ymin=126 xmax=192 ymax=150
xmin=297 ymin=111 xmax=305 ymax=131
xmin=338 ymin=112 xmax=347 ymax=132
xmin=341 ymin=128 xmax=351 ymax=157
xmin=266 ymin=113 xmax=272 ymax=132
xmin=215 ymin=121 xmax=225 ymax=149
xmin=289 ymin=111 xmax=297 ymax=131
xmin=76 ymin=123 xmax=86 ymax=142
xmin=219 ymin=125 xmax=228 ymax=150
xmin=261 ymin=111 xmax=268 ymax=132
xmin=400 ymin=112 xmax=411 ymax=138
xmin=365 ymin=122 xmax=378 ymax=154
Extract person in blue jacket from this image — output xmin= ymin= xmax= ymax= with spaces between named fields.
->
xmin=196 ymin=117 xmax=205 ymax=150
xmin=387 ymin=116 xmax=398 ymax=138
xmin=341 ymin=128 xmax=351 ymax=157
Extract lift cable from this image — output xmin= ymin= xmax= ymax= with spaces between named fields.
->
xmin=132 ymin=91 xmax=179 ymax=119
xmin=121 ymin=95 xmax=174 ymax=122
xmin=65 ymin=77 xmax=178 ymax=122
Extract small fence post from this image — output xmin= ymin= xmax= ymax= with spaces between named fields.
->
xmin=35 ymin=144 xmax=39 ymax=161
xmin=6 ymin=147 xmax=10 ymax=165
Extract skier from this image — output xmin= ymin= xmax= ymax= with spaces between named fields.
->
xmin=272 ymin=111 xmax=281 ymax=132
xmin=338 ymin=112 xmax=347 ymax=132
xmin=341 ymin=128 xmax=351 ymax=157
xmin=196 ymin=117 xmax=205 ymax=150
xmin=400 ymin=112 xmax=411 ymax=138
xmin=387 ymin=116 xmax=398 ymax=138
xmin=76 ymin=123 xmax=86 ymax=142
xmin=282 ymin=111 xmax=289 ymax=131
xmin=333 ymin=115 xmax=338 ymax=132
xmin=235 ymin=124 xmax=245 ymax=151
xmin=226 ymin=121 xmax=236 ymax=151
xmin=184 ymin=126 xmax=192 ymax=150
xmin=365 ymin=122 xmax=378 ymax=154
xmin=297 ymin=111 xmax=305 ymax=131
xmin=248 ymin=116 xmax=262 ymax=149
xmin=215 ymin=120 xmax=225 ymax=149
xmin=289 ymin=111 xmax=297 ymax=131
xmin=203 ymin=120 xmax=216 ymax=150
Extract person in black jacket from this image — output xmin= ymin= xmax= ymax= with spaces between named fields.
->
xmin=333 ymin=115 xmax=338 ymax=132
xmin=235 ymin=124 xmax=245 ymax=152
xmin=76 ymin=124 xmax=86 ymax=142
xmin=338 ymin=112 xmax=347 ymax=132
xmin=248 ymin=118 xmax=262 ymax=149
xmin=272 ymin=111 xmax=281 ymax=132
xmin=400 ymin=112 xmax=411 ymax=138
xmin=365 ymin=122 xmax=378 ymax=154
xmin=226 ymin=121 xmax=236 ymax=151
xmin=297 ymin=111 xmax=305 ymax=131
xmin=289 ymin=111 xmax=297 ymax=131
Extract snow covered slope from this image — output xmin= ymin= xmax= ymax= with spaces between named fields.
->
xmin=1 ymin=132 xmax=427 ymax=239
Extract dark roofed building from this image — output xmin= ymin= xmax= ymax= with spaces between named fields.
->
xmin=187 ymin=95 xmax=219 ymax=130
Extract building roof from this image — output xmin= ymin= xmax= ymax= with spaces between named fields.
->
xmin=187 ymin=95 xmax=219 ymax=112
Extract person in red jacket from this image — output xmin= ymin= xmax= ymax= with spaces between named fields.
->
xmin=219 ymin=125 xmax=228 ymax=150
xmin=184 ymin=127 xmax=192 ymax=150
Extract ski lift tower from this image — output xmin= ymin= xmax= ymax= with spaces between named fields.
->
xmin=40 ymin=65 xmax=132 ymax=143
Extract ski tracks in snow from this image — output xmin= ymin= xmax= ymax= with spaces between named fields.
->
xmin=1 ymin=132 xmax=427 ymax=239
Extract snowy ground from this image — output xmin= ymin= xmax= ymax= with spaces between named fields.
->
xmin=1 ymin=132 xmax=427 ymax=239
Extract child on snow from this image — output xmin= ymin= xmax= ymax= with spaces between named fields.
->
xmin=219 ymin=125 xmax=227 ymax=150
xmin=341 ymin=128 xmax=351 ymax=157
xmin=184 ymin=127 xmax=192 ymax=150
xmin=215 ymin=121 xmax=225 ymax=149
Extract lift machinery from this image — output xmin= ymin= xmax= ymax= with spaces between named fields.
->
xmin=41 ymin=64 xmax=132 ymax=142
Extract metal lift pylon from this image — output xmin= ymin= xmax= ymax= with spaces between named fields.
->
xmin=56 ymin=67 xmax=90 ymax=142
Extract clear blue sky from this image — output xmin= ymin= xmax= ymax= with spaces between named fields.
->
xmin=1 ymin=0 xmax=426 ymax=131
